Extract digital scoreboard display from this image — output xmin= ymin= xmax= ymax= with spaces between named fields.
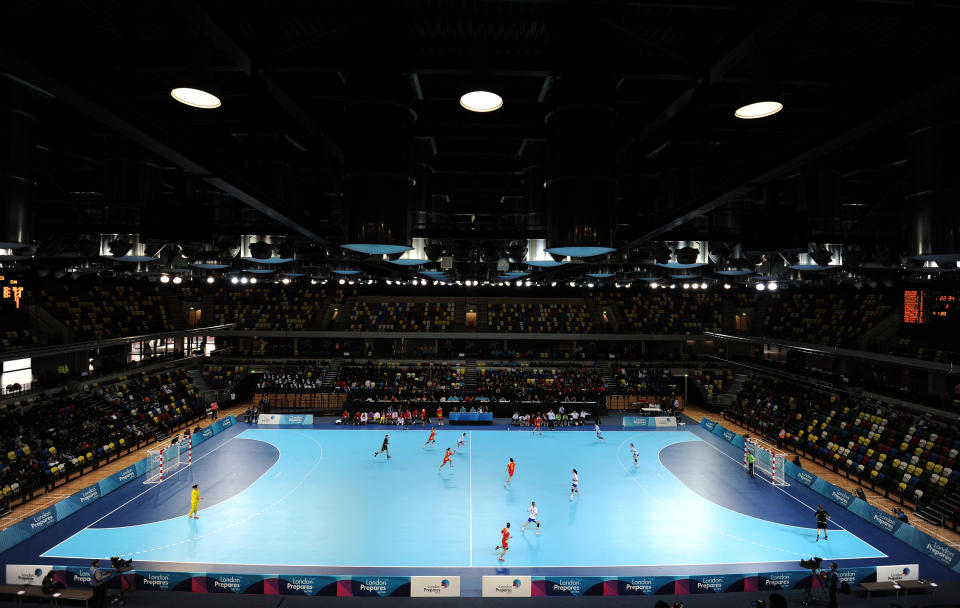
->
xmin=903 ymin=290 xmax=926 ymax=324
xmin=904 ymin=290 xmax=960 ymax=326
xmin=931 ymin=294 xmax=959 ymax=322
xmin=0 ymin=275 xmax=25 ymax=310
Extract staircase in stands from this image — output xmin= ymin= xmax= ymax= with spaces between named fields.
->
xmin=319 ymin=359 xmax=343 ymax=392
xmin=463 ymin=359 xmax=478 ymax=390
xmin=333 ymin=295 xmax=356 ymax=330
xmin=187 ymin=369 xmax=216 ymax=404
xmin=717 ymin=372 xmax=748 ymax=408
xmin=583 ymin=297 xmax=607 ymax=332
xmin=598 ymin=359 xmax=618 ymax=393
xmin=915 ymin=491 xmax=960 ymax=529
xmin=162 ymin=292 xmax=188 ymax=331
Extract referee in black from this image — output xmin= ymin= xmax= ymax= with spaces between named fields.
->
xmin=374 ymin=434 xmax=391 ymax=459
xmin=815 ymin=504 xmax=829 ymax=541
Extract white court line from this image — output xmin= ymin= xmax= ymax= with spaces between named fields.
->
xmin=41 ymin=430 xmax=245 ymax=552
xmin=469 ymin=431 xmax=473 ymax=567
xmin=692 ymin=429 xmax=889 ymax=559
xmin=47 ymin=431 xmax=326 ymax=560
xmin=615 ymin=434 xmax=665 ymax=506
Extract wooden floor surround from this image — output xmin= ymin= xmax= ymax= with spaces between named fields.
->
xmin=685 ymin=404 xmax=960 ymax=549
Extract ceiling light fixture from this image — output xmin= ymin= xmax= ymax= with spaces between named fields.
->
xmin=159 ymin=275 xmax=170 ymax=284
xmin=206 ymin=276 xmax=215 ymax=284
xmin=755 ymin=282 xmax=766 ymax=291
xmin=172 ymin=276 xmax=182 ymax=284
xmin=735 ymin=100 xmax=782 ymax=120
xmin=170 ymin=87 xmax=221 ymax=109
xmin=459 ymin=90 xmax=503 ymax=113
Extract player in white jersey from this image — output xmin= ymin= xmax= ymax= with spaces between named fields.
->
xmin=595 ymin=423 xmax=605 ymax=442
xmin=456 ymin=432 xmax=467 ymax=452
xmin=630 ymin=442 xmax=639 ymax=466
xmin=521 ymin=500 xmax=540 ymax=534
xmin=569 ymin=469 xmax=580 ymax=500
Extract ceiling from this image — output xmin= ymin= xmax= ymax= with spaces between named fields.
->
xmin=1 ymin=0 xmax=959 ymax=285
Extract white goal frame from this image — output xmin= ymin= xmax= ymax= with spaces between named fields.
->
xmin=144 ymin=436 xmax=190 ymax=484
xmin=744 ymin=438 xmax=789 ymax=486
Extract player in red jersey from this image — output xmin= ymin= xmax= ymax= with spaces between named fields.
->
xmin=533 ymin=414 xmax=542 ymax=436
xmin=439 ymin=447 xmax=454 ymax=470
xmin=495 ymin=522 xmax=512 ymax=561
xmin=504 ymin=457 xmax=516 ymax=488
xmin=424 ymin=426 xmax=437 ymax=447
xmin=436 ymin=405 xmax=444 ymax=427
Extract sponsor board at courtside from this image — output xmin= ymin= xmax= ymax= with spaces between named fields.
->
xmin=482 ymin=576 xmax=532 ymax=597
xmin=876 ymin=564 xmax=918 ymax=583
xmin=410 ymin=576 xmax=460 ymax=597
xmin=6 ymin=564 xmax=52 ymax=585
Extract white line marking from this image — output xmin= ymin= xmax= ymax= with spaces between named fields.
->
xmin=691 ymin=428 xmax=888 ymax=559
xmin=40 ymin=430 xmax=244 ymax=551
xmin=615 ymin=435 xmax=665 ymax=505
xmin=468 ymin=430 xmax=473 ymax=567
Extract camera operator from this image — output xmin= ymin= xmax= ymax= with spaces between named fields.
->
xmin=89 ymin=559 xmax=109 ymax=608
xmin=822 ymin=561 xmax=839 ymax=608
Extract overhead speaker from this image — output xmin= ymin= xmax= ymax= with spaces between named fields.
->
xmin=249 ymin=241 xmax=273 ymax=260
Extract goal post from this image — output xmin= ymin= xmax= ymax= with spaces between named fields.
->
xmin=144 ymin=435 xmax=191 ymax=484
xmin=744 ymin=438 xmax=788 ymax=486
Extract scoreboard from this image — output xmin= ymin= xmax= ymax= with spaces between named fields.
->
xmin=904 ymin=290 xmax=960 ymax=326
xmin=0 ymin=275 xmax=25 ymax=310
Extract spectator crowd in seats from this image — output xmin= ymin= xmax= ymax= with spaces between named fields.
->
xmin=0 ymin=308 xmax=42 ymax=352
xmin=203 ymin=365 xmax=246 ymax=391
xmin=476 ymin=366 xmax=605 ymax=402
xmin=349 ymin=301 xmax=455 ymax=332
xmin=334 ymin=363 xmax=465 ymax=401
xmin=608 ymin=291 xmax=723 ymax=334
xmin=0 ymin=368 xmax=206 ymax=501
xmin=759 ymin=291 xmax=891 ymax=347
xmin=611 ymin=367 xmax=677 ymax=396
xmin=256 ymin=365 xmax=329 ymax=393
xmin=724 ymin=374 xmax=959 ymax=511
xmin=41 ymin=283 xmax=172 ymax=340
xmin=487 ymin=302 xmax=592 ymax=333
xmin=213 ymin=285 xmax=322 ymax=330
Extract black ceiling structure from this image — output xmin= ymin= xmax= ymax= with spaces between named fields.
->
xmin=1 ymin=0 xmax=959 ymax=286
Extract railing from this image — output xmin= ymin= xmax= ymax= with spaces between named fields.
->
xmin=1 ymin=381 xmax=34 ymax=397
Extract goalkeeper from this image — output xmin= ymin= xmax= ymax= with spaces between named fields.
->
xmin=188 ymin=484 xmax=203 ymax=519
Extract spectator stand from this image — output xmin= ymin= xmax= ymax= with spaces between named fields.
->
xmin=40 ymin=283 xmax=173 ymax=340
xmin=485 ymin=299 xmax=593 ymax=333
xmin=1 ymin=363 xmax=210 ymax=511
xmin=722 ymin=372 xmax=960 ymax=521
xmin=348 ymin=297 xmax=455 ymax=332
xmin=605 ymin=365 xmax=681 ymax=412
xmin=475 ymin=361 xmax=606 ymax=413
xmin=251 ymin=363 xmax=338 ymax=412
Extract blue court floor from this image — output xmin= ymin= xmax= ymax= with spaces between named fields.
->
xmin=4 ymin=420 xmax=958 ymax=583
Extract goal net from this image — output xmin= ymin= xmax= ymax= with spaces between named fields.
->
xmin=744 ymin=438 xmax=788 ymax=486
xmin=144 ymin=442 xmax=184 ymax=484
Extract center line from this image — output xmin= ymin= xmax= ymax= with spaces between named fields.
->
xmin=468 ymin=430 xmax=473 ymax=567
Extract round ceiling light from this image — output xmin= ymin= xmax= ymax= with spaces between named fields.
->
xmin=170 ymin=87 xmax=222 ymax=109
xmin=734 ymin=100 xmax=783 ymax=120
xmin=459 ymin=90 xmax=503 ymax=113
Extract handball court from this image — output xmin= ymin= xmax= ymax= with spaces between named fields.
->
xmin=2 ymin=412 xmax=958 ymax=597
